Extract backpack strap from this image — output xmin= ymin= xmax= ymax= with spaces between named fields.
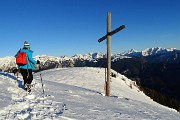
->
xmin=25 ymin=52 xmax=30 ymax=78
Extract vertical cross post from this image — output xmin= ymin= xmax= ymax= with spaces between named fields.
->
xmin=106 ymin=12 xmax=111 ymax=96
xmin=98 ymin=12 xmax=125 ymax=96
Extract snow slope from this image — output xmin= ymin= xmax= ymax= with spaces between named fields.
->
xmin=0 ymin=67 xmax=179 ymax=120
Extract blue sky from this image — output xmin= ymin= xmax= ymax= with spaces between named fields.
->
xmin=0 ymin=0 xmax=180 ymax=57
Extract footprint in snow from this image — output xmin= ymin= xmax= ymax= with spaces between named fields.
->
xmin=0 ymin=86 xmax=67 ymax=119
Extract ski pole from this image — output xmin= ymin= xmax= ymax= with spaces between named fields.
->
xmin=39 ymin=65 xmax=45 ymax=94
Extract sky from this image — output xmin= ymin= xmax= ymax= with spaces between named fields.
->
xmin=0 ymin=0 xmax=180 ymax=57
xmin=0 ymin=67 xmax=180 ymax=119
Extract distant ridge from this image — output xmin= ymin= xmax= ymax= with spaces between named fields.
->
xmin=0 ymin=47 xmax=179 ymax=72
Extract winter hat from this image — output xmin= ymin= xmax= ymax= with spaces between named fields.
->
xmin=24 ymin=41 xmax=30 ymax=48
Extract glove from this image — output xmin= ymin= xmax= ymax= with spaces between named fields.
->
xmin=37 ymin=60 xmax=40 ymax=64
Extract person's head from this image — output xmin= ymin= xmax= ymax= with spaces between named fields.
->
xmin=23 ymin=41 xmax=30 ymax=49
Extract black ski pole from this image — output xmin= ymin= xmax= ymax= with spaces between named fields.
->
xmin=39 ymin=65 xmax=45 ymax=94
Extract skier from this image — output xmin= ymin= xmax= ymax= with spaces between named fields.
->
xmin=15 ymin=41 xmax=40 ymax=92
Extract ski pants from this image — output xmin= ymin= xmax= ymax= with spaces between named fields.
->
xmin=20 ymin=68 xmax=33 ymax=85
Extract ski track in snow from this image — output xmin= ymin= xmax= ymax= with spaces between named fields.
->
xmin=0 ymin=73 xmax=69 ymax=120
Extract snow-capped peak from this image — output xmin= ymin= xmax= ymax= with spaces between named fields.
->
xmin=141 ymin=47 xmax=165 ymax=56
xmin=120 ymin=49 xmax=138 ymax=55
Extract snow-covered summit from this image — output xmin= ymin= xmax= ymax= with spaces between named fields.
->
xmin=121 ymin=49 xmax=138 ymax=55
xmin=111 ymin=47 xmax=180 ymax=62
xmin=141 ymin=47 xmax=177 ymax=56
xmin=0 ymin=67 xmax=179 ymax=119
xmin=114 ymin=47 xmax=179 ymax=57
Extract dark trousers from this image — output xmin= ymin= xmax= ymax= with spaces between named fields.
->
xmin=20 ymin=68 xmax=33 ymax=85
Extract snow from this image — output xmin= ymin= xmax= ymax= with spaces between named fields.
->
xmin=0 ymin=67 xmax=179 ymax=120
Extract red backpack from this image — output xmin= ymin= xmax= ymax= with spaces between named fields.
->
xmin=16 ymin=51 xmax=27 ymax=66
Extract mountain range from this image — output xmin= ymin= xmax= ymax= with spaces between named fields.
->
xmin=0 ymin=47 xmax=180 ymax=72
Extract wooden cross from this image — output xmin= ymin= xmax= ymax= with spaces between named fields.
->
xmin=98 ymin=12 xmax=125 ymax=96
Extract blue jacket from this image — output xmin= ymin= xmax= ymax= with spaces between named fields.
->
xmin=16 ymin=48 xmax=37 ymax=70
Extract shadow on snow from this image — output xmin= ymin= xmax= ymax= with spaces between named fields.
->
xmin=0 ymin=72 xmax=24 ymax=90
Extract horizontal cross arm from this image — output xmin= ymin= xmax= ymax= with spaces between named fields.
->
xmin=110 ymin=25 xmax=125 ymax=36
xmin=98 ymin=25 xmax=125 ymax=43
xmin=98 ymin=35 xmax=107 ymax=43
